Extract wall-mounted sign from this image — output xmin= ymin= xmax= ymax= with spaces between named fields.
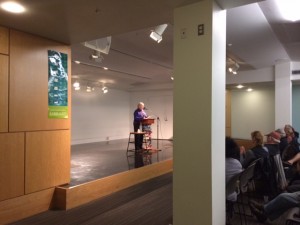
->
xmin=48 ymin=50 xmax=68 ymax=119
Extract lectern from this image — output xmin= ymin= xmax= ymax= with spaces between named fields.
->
xmin=141 ymin=118 xmax=155 ymax=125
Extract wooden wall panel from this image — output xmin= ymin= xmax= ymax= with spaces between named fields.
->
xmin=0 ymin=55 xmax=8 ymax=132
xmin=9 ymin=30 xmax=71 ymax=132
xmin=0 ymin=188 xmax=55 ymax=225
xmin=26 ymin=130 xmax=70 ymax=194
xmin=0 ymin=26 xmax=9 ymax=55
xmin=0 ymin=133 xmax=24 ymax=201
xmin=235 ymin=139 xmax=254 ymax=151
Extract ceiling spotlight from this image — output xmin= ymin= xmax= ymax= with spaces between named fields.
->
xmin=0 ymin=1 xmax=25 ymax=13
xmin=91 ymin=50 xmax=100 ymax=59
xmin=86 ymin=86 xmax=92 ymax=93
xmin=90 ymin=50 xmax=104 ymax=62
xmin=73 ymin=81 xmax=80 ymax=88
xmin=150 ymin=24 xmax=168 ymax=43
xmin=103 ymin=67 xmax=108 ymax=70
xmin=74 ymin=86 xmax=80 ymax=91
xmin=102 ymin=87 xmax=108 ymax=94
xmin=227 ymin=58 xmax=239 ymax=75
xmin=247 ymin=88 xmax=253 ymax=92
xmin=237 ymin=85 xmax=244 ymax=89
xmin=74 ymin=60 xmax=81 ymax=64
xmin=171 ymin=76 xmax=174 ymax=81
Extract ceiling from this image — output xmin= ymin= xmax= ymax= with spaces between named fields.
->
xmin=0 ymin=0 xmax=300 ymax=91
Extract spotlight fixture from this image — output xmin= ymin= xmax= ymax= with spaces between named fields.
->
xmin=74 ymin=60 xmax=81 ymax=64
xmin=0 ymin=1 xmax=25 ymax=13
xmin=102 ymin=87 xmax=108 ymax=94
xmin=170 ymin=76 xmax=174 ymax=81
xmin=247 ymin=88 xmax=253 ymax=92
xmin=86 ymin=86 xmax=92 ymax=92
xmin=150 ymin=24 xmax=168 ymax=43
xmin=227 ymin=58 xmax=240 ymax=75
xmin=90 ymin=50 xmax=104 ymax=63
xmin=237 ymin=84 xmax=244 ymax=89
xmin=103 ymin=67 xmax=108 ymax=70
xmin=74 ymin=86 xmax=81 ymax=91
xmin=73 ymin=81 xmax=80 ymax=88
xmin=91 ymin=50 xmax=100 ymax=59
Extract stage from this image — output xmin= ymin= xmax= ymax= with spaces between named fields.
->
xmin=69 ymin=139 xmax=173 ymax=186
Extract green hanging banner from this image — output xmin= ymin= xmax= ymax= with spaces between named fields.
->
xmin=48 ymin=50 xmax=68 ymax=119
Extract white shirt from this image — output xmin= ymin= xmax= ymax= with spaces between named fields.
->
xmin=226 ymin=157 xmax=243 ymax=201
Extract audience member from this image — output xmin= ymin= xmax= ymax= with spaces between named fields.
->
xmin=241 ymin=131 xmax=269 ymax=168
xmin=276 ymin=128 xmax=288 ymax=155
xmin=249 ymin=191 xmax=300 ymax=223
xmin=264 ymin=131 xmax=281 ymax=156
xmin=226 ymin=137 xmax=243 ymax=201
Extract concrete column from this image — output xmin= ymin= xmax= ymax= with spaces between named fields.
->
xmin=173 ymin=1 xmax=226 ymax=225
xmin=275 ymin=62 xmax=292 ymax=129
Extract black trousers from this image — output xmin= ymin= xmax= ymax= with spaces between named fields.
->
xmin=133 ymin=121 xmax=143 ymax=150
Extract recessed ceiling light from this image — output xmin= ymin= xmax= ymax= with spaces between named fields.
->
xmin=171 ymin=76 xmax=174 ymax=81
xmin=247 ymin=88 xmax=253 ymax=92
xmin=73 ymin=81 xmax=80 ymax=88
xmin=0 ymin=1 xmax=25 ymax=13
xmin=74 ymin=60 xmax=80 ymax=64
xmin=103 ymin=67 xmax=108 ymax=70
xmin=237 ymin=84 xmax=244 ymax=89
xmin=275 ymin=0 xmax=300 ymax=22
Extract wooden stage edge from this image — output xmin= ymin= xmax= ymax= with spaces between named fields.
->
xmin=54 ymin=159 xmax=173 ymax=210
xmin=0 ymin=160 xmax=173 ymax=224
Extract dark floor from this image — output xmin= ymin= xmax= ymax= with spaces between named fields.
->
xmin=9 ymin=173 xmax=173 ymax=225
xmin=69 ymin=139 xmax=173 ymax=186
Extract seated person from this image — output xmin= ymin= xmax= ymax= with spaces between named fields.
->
xmin=241 ymin=130 xmax=269 ymax=168
xmin=285 ymin=124 xmax=300 ymax=140
xmin=282 ymin=125 xmax=300 ymax=165
xmin=226 ymin=137 xmax=243 ymax=202
xmin=264 ymin=131 xmax=281 ymax=156
xmin=276 ymin=128 xmax=288 ymax=155
xmin=250 ymin=191 xmax=300 ymax=223
xmin=285 ymin=125 xmax=300 ymax=151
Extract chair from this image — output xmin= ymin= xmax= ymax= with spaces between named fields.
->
xmin=286 ymin=207 xmax=300 ymax=225
xmin=126 ymin=131 xmax=147 ymax=155
xmin=226 ymin=172 xmax=242 ymax=225
xmin=238 ymin=158 xmax=262 ymax=225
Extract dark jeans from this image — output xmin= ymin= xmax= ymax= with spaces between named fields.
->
xmin=133 ymin=122 xmax=143 ymax=150
xmin=264 ymin=192 xmax=300 ymax=220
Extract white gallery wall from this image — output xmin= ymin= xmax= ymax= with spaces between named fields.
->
xmin=293 ymin=84 xmax=300 ymax=132
xmin=130 ymin=89 xmax=173 ymax=140
xmin=231 ymin=86 xmax=275 ymax=139
xmin=71 ymin=89 xmax=131 ymax=145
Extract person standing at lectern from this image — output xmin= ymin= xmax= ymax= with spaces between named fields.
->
xmin=133 ymin=102 xmax=148 ymax=150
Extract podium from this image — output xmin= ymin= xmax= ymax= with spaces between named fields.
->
xmin=141 ymin=118 xmax=155 ymax=125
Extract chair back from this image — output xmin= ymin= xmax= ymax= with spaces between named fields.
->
xmin=226 ymin=172 xmax=241 ymax=197
xmin=239 ymin=158 xmax=261 ymax=192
